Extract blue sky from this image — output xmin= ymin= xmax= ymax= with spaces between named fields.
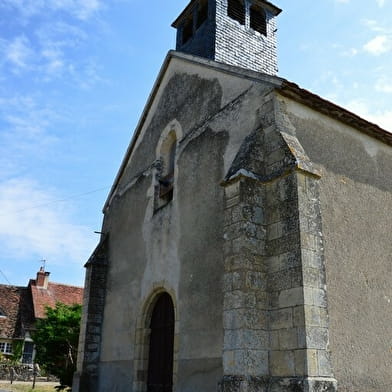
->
xmin=0 ymin=0 xmax=391 ymax=287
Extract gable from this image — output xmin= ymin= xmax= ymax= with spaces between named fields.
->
xmin=104 ymin=50 xmax=282 ymax=211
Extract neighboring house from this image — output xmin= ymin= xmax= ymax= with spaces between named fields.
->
xmin=0 ymin=285 xmax=34 ymax=363
xmin=74 ymin=1 xmax=392 ymax=392
xmin=0 ymin=268 xmax=83 ymax=364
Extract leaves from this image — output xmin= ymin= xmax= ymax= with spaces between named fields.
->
xmin=32 ymin=302 xmax=81 ymax=390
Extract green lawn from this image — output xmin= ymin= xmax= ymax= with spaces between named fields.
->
xmin=0 ymin=382 xmax=59 ymax=392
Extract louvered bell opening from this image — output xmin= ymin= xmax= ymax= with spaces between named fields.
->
xmin=250 ymin=6 xmax=267 ymax=36
xmin=227 ymin=0 xmax=245 ymax=25
xmin=196 ymin=0 xmax=208 ymax=29
xmin=182 ymin=15 xmax=194 ymax=44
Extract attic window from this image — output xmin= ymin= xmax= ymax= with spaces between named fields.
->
xmin=0 ymin=342 xmax=12 ymax=354
xmin=196 ymin=0 xmax=208 ymax=29
xmin=250 ymin=5 xmax=267 ymax=35
xmin=182 ymin=15 xmax=194 ymax=44
xmin=0 ymin=309 xmax=6 ymax=318
xmin=228 ymin=0 xmax=245 ymax=25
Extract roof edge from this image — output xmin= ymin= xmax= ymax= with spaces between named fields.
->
xmin=47 ymin=281 xmax=84 ymax=289
xmin=278 ymin=81 xmax=392 ymax=147
xmin=172 ymin=0 xmax=282 ymax=27
xmin=172 ymin=0 xmax=196 ymax=28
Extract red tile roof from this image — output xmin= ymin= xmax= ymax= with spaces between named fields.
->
xmin=0 ymin=271 xmax=83 ymax=340
xmin=29 ymin=280 xmax=84 ymax=319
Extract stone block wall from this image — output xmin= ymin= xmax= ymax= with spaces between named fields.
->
xmin=73 ymin=238 xmax=109 ymax=392
xmin=222 ymin=178 xmax=269 ymax=380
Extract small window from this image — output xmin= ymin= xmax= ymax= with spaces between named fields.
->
xmin=250 ymin=5 xmax=267 ymax=36
xmin=157 ymin=132 xmax=177 ymax=208
xmin=227 ymin=0 xmax=245 ymax=25
xmin=182 ymin=15 xmax=194 ymax=44
xmin=0 ymin=308 xmax=6 ymax=318
xmin=196 ymin=0 xmax=208 ymax=29
xmin=0 ymin=342 xmax=13 ymax=354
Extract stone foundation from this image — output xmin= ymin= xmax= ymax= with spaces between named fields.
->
xmin=219 ymin=376 xmax=337 ymax=392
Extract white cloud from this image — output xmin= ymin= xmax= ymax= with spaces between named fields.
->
xmin=5 ymin=36 xmax=34 ymax=69
xmin=0 ymin=95 xmax=60 ymax=139
xmin=345 ymin=99 xmax=392 ymax=132
xmin=41 ymin=48 xmax=65 ymax=76
xmin=0 ymin=0 xmax=45 ymax=19
xmin=75 ymin=0 xmax=102 ymax=20
xmin=363 ymin=35 xmax=392 ymax=55
xmin=376 ymin=0 xmax=386 ymax=7
xmin=0 ymin=94 xmax=62 ymax=179
xmin=0 ymin=0 xmax=102 ymax=21
xmin=375 ymin=77 xmax=392 ymax=93
xmin=342 ymin=48 xmax=359 ymax=57
xmin=34 ymin=21 xmax=88 ymax=79
xmin=35 ymin=21 xmax=87 ymax=48
xmin=0 ymin=178 xmax=96 ymax=264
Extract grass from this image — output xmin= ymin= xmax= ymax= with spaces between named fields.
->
xmin=0 ymin=383 xmax=59 ymax=392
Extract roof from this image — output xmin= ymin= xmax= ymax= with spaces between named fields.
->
xmin=0 ymin=285 xmax=34 ymax=339
xmin=278 ymin=80 xmax=392 ymax=147
xmin=29 ymin=280 xmax=84 ymax=319
xmin=172 ymin=0 xmax=282 ymax=27
xmin=0 ymin=272 xmax=83 ymax=340
xmin=102 ymin=50 xmax=392 ymax=213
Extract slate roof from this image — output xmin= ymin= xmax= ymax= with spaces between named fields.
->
xmin=0 ymin=285 xmax=34 ymax=339
xmin=29 ymin=280 xmax=84 ymax=319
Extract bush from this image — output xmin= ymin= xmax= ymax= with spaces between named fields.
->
xmin=32 ymin=303 xmax=81 ymax=390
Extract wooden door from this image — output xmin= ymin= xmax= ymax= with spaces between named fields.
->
xmin=147 ymin=293 xmax=175 ymax=392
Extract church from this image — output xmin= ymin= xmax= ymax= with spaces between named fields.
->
xmin=73 ymin=1 xmax=392 ymax=391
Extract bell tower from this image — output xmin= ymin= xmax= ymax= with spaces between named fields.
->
xmin=172 ymin=0 xmax=282 ymax=75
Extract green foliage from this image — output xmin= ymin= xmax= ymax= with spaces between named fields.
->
xmin=11 ymin=340 xmax=24 ymax=364
xmin=32 ymin=303 xmax=82 ymax=390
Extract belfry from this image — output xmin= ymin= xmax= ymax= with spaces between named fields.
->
xmin=172 ymin=0 xmax=281 ymax=75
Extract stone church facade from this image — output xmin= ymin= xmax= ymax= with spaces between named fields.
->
xmin=73 ymin=1 xmax=392 ymax=391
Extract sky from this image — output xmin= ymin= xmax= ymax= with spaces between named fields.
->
xmin=0 ymin=0 xmax=391 ymax=287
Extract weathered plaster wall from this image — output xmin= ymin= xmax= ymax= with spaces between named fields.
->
xmin=281 ymin=96 xmax=392 ymax=391
xmin=96 ymin=59 xmax=276 ymax=392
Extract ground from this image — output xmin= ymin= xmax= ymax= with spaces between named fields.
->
xmin=0 ymin=381 xmax=59 ymax=392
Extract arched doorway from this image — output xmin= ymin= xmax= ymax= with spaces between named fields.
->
xmin=147 ymin=293 xmax=175 ymax=392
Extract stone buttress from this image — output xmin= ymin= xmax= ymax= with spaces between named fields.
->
xmin=220 ymin=92 xmax=338 ymax=392
xmin=72 ymin=236 xmax=109 ymax=392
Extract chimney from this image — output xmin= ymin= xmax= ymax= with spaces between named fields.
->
xmin=172 ymin=0 xmax=282 ymax=75
xmin=36 ymin=267 xmax=50 ymax=289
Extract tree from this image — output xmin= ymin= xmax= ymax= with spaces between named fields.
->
xmin=33 ymin=302 xmax=82 ymax=390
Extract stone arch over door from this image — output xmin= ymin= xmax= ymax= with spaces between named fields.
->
xmin=133 ymin=287 xmax=179 ymax=392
